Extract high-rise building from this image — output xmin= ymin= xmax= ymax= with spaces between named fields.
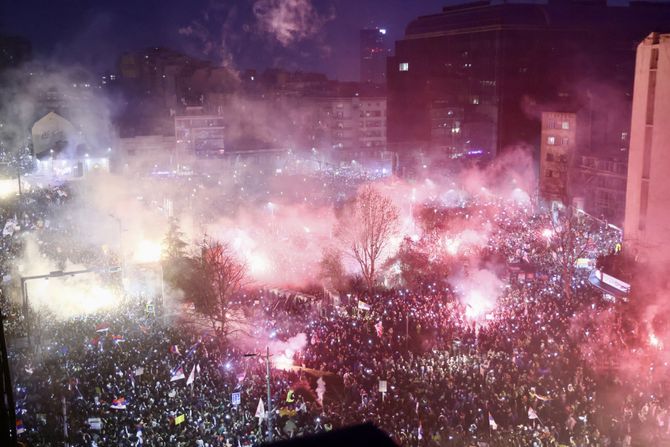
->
xmin=539 ymin=109 xmax=628 ymax=226
xmin=360 ymin=28 xmax=389 ymax=84
xmin=539 ymin=112 xmax=577 ymax=204
xmin=387 ymin=1 xmax=670 ymax=162
xmin=624 ymin=32 xmax=670 ymax=267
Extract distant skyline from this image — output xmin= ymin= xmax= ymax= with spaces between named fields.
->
xmin=1 ymin=0 xmax=452 ymax=80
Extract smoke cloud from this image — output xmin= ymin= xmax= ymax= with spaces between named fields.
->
xmin=253 ymin=0 xmax=334 ymax=47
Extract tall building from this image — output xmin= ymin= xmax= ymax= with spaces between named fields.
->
xmin=175 ymin=106 xmax=225 ymax=160
xmin=539 ymin=112 xmax=577 ymax=205
xmin=387 ymin=1 xmax=670 ymax=162
xmin=624 ymin=32 xmax=670 ymax=267
xmin=539 ymin=109 xmax=628 ymax=225
xmin=360 ymin=28 xmax=389 ymax=84
xmin=575 ymin=155 xmax=627 ymax=225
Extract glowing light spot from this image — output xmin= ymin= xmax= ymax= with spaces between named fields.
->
xmin=649 ymin=333 xmax=663 ymax=349
xmin=273 ymin=349 xmax=295 ymax=371
xmin=445 ymin=237 xmax=461 ymax=255
xmin=248 ymin=252 xmax=271 ymax=275
xmin=134 ymin=239 xmax=162 ymax=263
xmin=464 ymin=290 xmax=490 ymax=320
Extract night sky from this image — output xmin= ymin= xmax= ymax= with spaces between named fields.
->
xmin=1 ymin=0 xmax=452 ymax=80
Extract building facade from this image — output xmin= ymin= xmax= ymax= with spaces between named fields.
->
xmin=624 ymin=32 xmax=670 ymax=266
xmin=360 ymin=28 xmax=389 ymax=84
xmin=387 ymin=1 xmax=670 ymax=161
xmin=174 ymin=107 xmax=225 ymax=160
xmin=575 ymin=155 xmax=627 ymax=226
xmin=539 ymin=112 xmax=577 ymax=205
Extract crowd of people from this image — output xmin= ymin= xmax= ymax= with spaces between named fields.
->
xmin=1 ymin=176 xmax=669 ymax=447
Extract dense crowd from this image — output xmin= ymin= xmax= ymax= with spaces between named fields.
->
xmin=2 ymin=179 xmax=669 ymax=447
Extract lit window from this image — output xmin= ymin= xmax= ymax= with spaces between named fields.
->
xmin=399 ymin=62 xmax=409 ymax=72
xmin=561 ymin=121 xmax=570 ymax=130
xmin=547 ymin=136 xmax=556 ymax=145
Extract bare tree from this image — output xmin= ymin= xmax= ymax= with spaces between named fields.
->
xmin=184 ymin=238 xmax=247 ymax=335
xmin=547 ymin=207 xmax=590 ymax=300
xmin=335 ymin=184 xmax=399 ymax=291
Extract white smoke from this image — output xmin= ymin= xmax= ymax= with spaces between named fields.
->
xmin=253 ymin=0 xmax=334 ymax=47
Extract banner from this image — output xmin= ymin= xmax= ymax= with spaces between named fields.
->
xmin=232 ymin=392 xmax=241 ymax=406
xmin=174 ymin=414 xmax=185 ymax=425
xmin=88 ymin=417 xmax=102 ymax=430
xmin=357 ymin=300 xmax=371 ymax=311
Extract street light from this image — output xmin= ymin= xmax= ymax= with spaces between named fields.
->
xmin=244 ymin=347 xmax=273 ymax=442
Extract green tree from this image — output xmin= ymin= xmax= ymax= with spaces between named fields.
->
xmin=162 ymin=217 xmax=188 ymax=261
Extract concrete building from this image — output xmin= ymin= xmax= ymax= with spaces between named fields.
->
xmin=359 ymin=98 xmax=386 ymax=150
xmin=539 ymin=112 xmax=577 ymax=205
xmin=624 ymin=32 xmax=670 ymax=266
xmin=360 ymin=28 xmax=389 ymax=84
xmin=118 ymin=135 xmax=176 ymax=174
xmin=538 ymin=109 xmax=628 ymax=225
xmin=575 ymin=155 xmax=627 ymax=225
xmin=174 ymin=106 xmax=226 ymax=163
xmin=387 ymin=1 xmax=670 ymax=161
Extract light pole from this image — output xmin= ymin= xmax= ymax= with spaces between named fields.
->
xmin=244 ymin=347 xmax=273 ymax=442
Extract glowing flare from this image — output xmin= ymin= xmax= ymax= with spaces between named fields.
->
xmin=273 ymin=349 xmax=295 ymax=371
xmin=445 ymin=237 xmax=461 ymax=255
xmin=649 ymin=333 xmax=663 ymax=349
xmin=463 ymin=290 xmax=495 ymax=321
xmin=542 ymin=228 xmax=553 ymax=239
xmin=0 ymin=179 xmax=19 ymax=198
xmin=248 ymin=251 xmax=271 ymax=275
xmin=134 ymin=239 xmax=162 ymax=263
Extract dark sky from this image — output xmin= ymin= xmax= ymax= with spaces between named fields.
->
xmin=1 ymin=0 xmax=450 ymax=80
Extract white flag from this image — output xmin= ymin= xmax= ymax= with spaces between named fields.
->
xmin=186 ymin=364 xmax=196 ymax=386
xmin=255 ymin=398 xmax=265 ymax=423
xmin=2 ymin=219 xmax=16 ymax=237
xmin=489 ymin=412 xmax=498 ymax=430
xmin=528 ymin=407 xmax=539 ymax=420
xmin=316 ymin=376 xmax=326 ymax=406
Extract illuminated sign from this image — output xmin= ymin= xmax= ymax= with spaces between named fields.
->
xmin=595 ymin=270 xmax=630 ymax=294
